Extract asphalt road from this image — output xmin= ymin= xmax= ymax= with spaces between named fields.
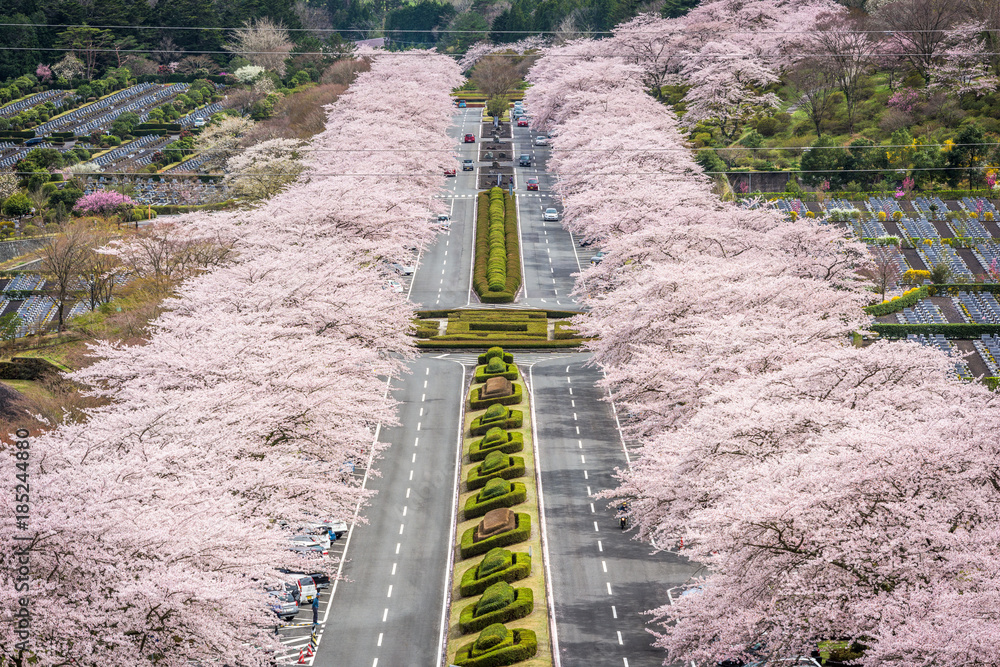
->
xmin=306 ymin=356 xmax=467 ymax=667
xmin=409 ymin=108 xmax=481 ymax=310
xmin=410 ymin=108 xmax=585 ymax=311
xmin=528 ymin=353 xmax=701 ymax=667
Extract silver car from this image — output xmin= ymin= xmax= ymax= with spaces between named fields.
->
xmin=543 ymin=208 xmax=559 ymax=221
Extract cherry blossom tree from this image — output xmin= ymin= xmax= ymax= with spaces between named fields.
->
xmin=0 ymin=50 xmax=463 ymax=667
xmin=527 ymin=37 xmax=1000 ymax=667
xmin=928 ymin=21 xmax=1000 ymax=95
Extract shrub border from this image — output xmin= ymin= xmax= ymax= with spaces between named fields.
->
xmin=459 ymin=552 xmax=532 ymax=597
xmin=464 ymin=482 xmax=528 ymax=519
xmin=469 ymin=383 xmax=524 ymax=410
xmin=453 ymin=629 xmax=538 ymax=667
xmin=458 ymin=588 xmax=534 ymax=634
xmin=473 ymin=190 xmax=522 ymax=303
xmin=460 ymin=513 xmax=531 ymax=559
xmin=469 ymin=432 xmax=525 ymax=461
xmin=470 ymin=411 xmax=524 ymax=436
xmin=466 ymin=456 xmax=527 ymax=491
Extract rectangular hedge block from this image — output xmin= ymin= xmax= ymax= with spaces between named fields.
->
xmin=454 ymin=629 xmax=538 ymax=667
xmin=470 ymin=411 xmax=523 ymax=436
xmin=466 ymin=456 xmax=526 ymax=491
xmin=469 ymin=432 xmax=524 ymax=461
xmin=473 ymin=363 xmax=520 ymax=384
xmin=460 ymin=513 xmax=531 ymax=558
xmin=459 ymin=588 xmax=534 ymax=634
xmin=459 ymin=552 xmax=532 ymax=597
xmin=469 ymin=383 xmax=523 ymax=410
xmin=464 ymin=482 xmax=528 ymax=520
xmin=477 ymin=351 xmax=515 ymax=364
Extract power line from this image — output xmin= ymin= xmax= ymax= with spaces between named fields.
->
xmin=0 ymin=21 xmax=998 ymax=36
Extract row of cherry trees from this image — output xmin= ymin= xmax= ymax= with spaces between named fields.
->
xmin=610 ymin=0 xmax=999 ymax=139
xmin=525 ymin=36 xmax=1000 ymax=667
xmin=0 ymin=51 xmax=462 ymax=666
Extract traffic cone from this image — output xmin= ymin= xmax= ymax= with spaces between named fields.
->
xmin=297 ymin=649 xmax=306 ymax=664
xmin=305 ymin=642 xmax=314 ymax=657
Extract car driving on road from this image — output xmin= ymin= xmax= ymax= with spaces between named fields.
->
xmin=518 ymin=154 xmax=531 ymax=166
xmin=543 ymin=208 xmax=559 ymax=221
xmin=444 ymin=168 xmax=456 ymax=177
xmin=526 ymin=178 xmax=539 ymax=191
xmin=534 ymin=136 xmax=548 ymax=146
xmin=463 ymin=159 xmax=474 ymax=171
xmin=464 ymin=133 xmax=475 ymax=143
xmin=517 ymin=118 xmax=529 ymax=127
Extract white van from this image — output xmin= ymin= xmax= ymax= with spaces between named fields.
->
xmin=290 ymin=575 xmax=317 ymax=604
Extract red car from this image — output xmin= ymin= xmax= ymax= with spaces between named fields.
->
xmin=526 ymin=178 xmax=538 ymax=191
xmin=444 ymin=168 xmax=456 ymax=177
xmin=517 ymin=118 xmax=529 ymax=127
xmin=464 ymin=133 xmax=475 ymax=143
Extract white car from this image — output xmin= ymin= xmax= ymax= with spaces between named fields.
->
xmin=288 ymin=535 xmax=328 ymax=556
xmin=386 ymin=279 xmax=403 ymax=293
xmin=307 ymin=519 xmax=349 ymax=539
xmin=534 ymin=136 xmax=548 ymax=146
xmin=543 ymin=208 xmax=559 ymax=221
xmin=388 ymin=262 xmax=414 ymax=276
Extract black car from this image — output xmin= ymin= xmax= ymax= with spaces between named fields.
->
xmin=307 ymin=572 xmax=331 ymax=590
xmin=518 ymin=154 xmax=531 ymax=167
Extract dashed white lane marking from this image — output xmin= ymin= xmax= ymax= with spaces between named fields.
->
xmin=378 ymin=632 xmax=384 ymax=647
xmin=590 ymin=503 xmax=595 ymax=513
xmin=568 ymin=387 xmax=573 ymax=395
xmin=607 ymin=582 xmax=613 ymax=595
xmin=387 ymin=585 xmax=393 ymax=598
xmin=421 ymin=394 xmax=426 ymax=401
xmin=412 ymin=452 xmax=416 ymax=463
xmin=406 ymin=488 xmax=411 ymax=498
xmin=567 ymin=377 xmax=572 ymax=383
xmin=417 ymin=423 xmax=421 ymax=431
xmin=602 ymin=560 xmax=608 ymax=573
xmin=383 ymin=608 xmax=388 ymax=622
xmin=565 ymin=366 xmax=570 ymax=372
xmin=573 ymin=413 xmax=578 ymax=420
xmin=414 ymin=438 xmax=419 ymax=447
xmin=581 ymin=454 xmax=586 ymax=464
xmin=572 ymin=400 xmax=576 ymax=408
xmin=617 ymin=631 xmax=623 ymax=645
xmin=584 ymin=470 xmax=589 ymax=479
xmin=587 ymin=485 xmax=592 ymax=495
xmin=392 ymin=563 xmax=397 ymax=575
xmin=624 ymin=658 xmax=630 ymax=667
xmin=402 ymin=506 xmax=408 ymax=516
xmin=423 ymin=380 xmax=428 ymax=388
xmin=576 ymin=426 xmax=580 ymax=435
xmin=419 ymin=408 xmax=424 ymax=417
xmin=399 ymin=524 xmax=404 ymax=535
xmin=373 ymin=659 xmax=378 ymax=667
xmin=598 ymin=540 xmax=603 ymax=552
xmin=395 ymin=542 xmax=400 ymax=554
xmin=409 ymin=470 xmax=414 ymax=480
xmin=594 ymin=521 xmax=599 ymax=532
xmin=612 ymin=605 xmax=617 ymax=618
xmin=579 ymin=440 xmax=584 ymax=448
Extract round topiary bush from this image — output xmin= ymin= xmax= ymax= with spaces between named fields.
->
xmin=480 ymin=478 xmax=512 ymax=501
xmin=484 ymin=404 xmax=507 ymax=420
xmin=487 ymin=357 xmax=506 ymax=373
xmin=483 ymin=427 xmax=506 ymax=445
xmin=474 ymin=624 xmax=512 ymax=654
xmin=485 ymin=347 xmax=505 ymax=360
xmin=476 ymin=582 xmax=515 ymax=617
xmin=481 ymin=451 xmax=507 ymax=474
xmin=479 ymin=548 xmax=511 ymax=578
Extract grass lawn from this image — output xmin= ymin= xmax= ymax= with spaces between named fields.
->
xmin=445 ymin=364 xmax=552 ymax=666
xmin=0 ymin=378 xmax=54 ymax=404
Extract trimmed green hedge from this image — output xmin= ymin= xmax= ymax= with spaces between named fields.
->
xmin=460 ymin=549 xmax=532 ymax=597
xmin=469 ymin=383 xmax=523 ymax=410
xmin=419 ymin=339 xmax=585 ymax=350
xmin=459 ymin=587 xmax=534 ymax=634
xmin=473 ymin=189 xmax=522 ymax=303
xmin=553 ymin=320 xmax=580 ymax=339
xmin=479 ymin=347 xmax=514 ymax=364
xmin=469 ymin=431 xmax=524 ymax=461
xmin=464 ymin=482 xmax=528 ymax=519
xmin=466 ymin=455 xmax=526 ymax=490
xmin=460 ymin=513 xmax=531 ymax=558
xmin=470 ymin=411 xmax=523 ymax=436
xmin=929 ymin=283 xmax=1000 ymax=296
xmin=474 ymin=363 xmax=520 ymax=383
xmin=454 ymin=628 xmax=538 ymax=667
xmin=871 ymin=323 xmax=1000 ymax=339
xmin=864 ymin=286 xmax=930 ymax=316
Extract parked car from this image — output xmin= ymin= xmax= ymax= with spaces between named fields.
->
xmin=388 ymin=262 xmax=414 ymax=276
xmin=444 ymin=168 xmax=456 ymax=177
xmin=543 ymin=208 xmax=559 ymax=221
xmin=463 ymin=159 xmax=474 ymax=171
xmin=288 ymin=535 xmax=327 ymax=556
xmin=288 ymin=575 xmax=318 ymax=604
xmin=590 ymin=251 xmax=607 ymax=265
xmin=526 ymin=178 xmax=539 ymax=191
xmin=306 ymin=572 xmax=331 ymax=590
xmin=464 ymin=133 xmax=475 ymax=143
xmin=386 ymin=279 xmax=403 ymax=293
xmin=517 ymin=118 xmax=529 ymax=127
xmin=267 ymin=587 xmax=299 ymax=621
xmin=534 ymin=136 xmax=549 ymax=146
xmin=437 ymin=213 xmax=450 ymax=225
xmin=457 ymin=99 xmax=466 ymax=108
xmin=307 ymin=519 xmax=349 ymax=539
xmin=518 ymin=154 xmax=531 ymax=167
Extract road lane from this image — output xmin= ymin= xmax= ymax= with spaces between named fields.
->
xmin=312 ymin=356 xmax=465 ymax=667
